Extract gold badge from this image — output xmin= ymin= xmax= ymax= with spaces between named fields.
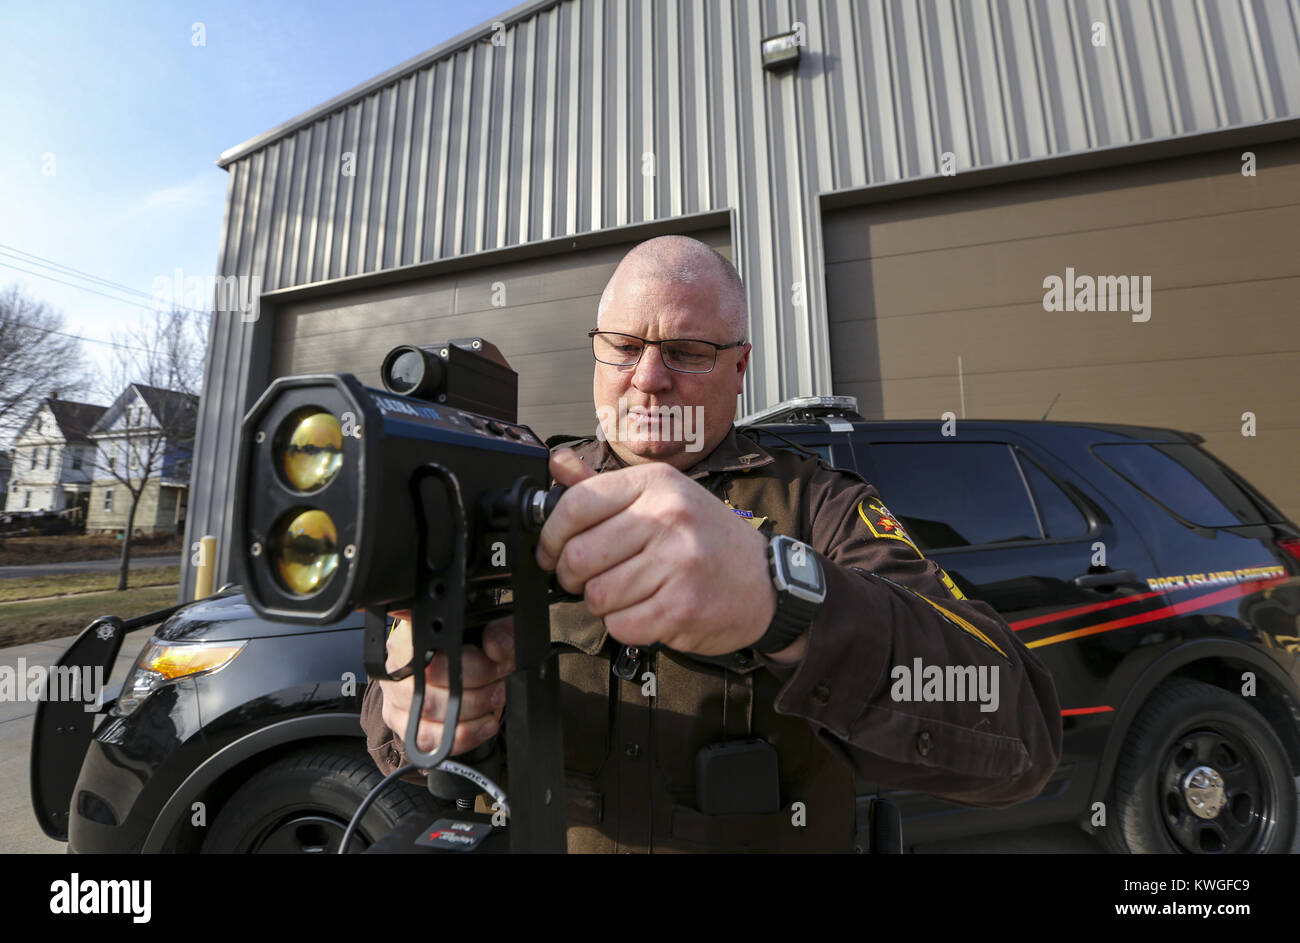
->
xmin=724 ymin=498 xmax=767 ymax=530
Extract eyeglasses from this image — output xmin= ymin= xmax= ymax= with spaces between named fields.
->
xmin=589 ymin=330 xmax=748 ymax=374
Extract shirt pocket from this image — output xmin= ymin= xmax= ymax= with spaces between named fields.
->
xmin=556 ymin=648 xmax=612 ymax=777
xmin=652 ymin=653 xmax=728 ymax=792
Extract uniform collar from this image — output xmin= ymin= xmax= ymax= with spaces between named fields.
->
xmin=566 ymin=425 xmax=775 ymax=480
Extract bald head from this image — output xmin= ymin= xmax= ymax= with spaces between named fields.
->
xmin=597 ymin=235 xmax=746 ymax=340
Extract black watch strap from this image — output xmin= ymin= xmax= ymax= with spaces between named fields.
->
xmin=753 ymin=591 xmax=818 ymax=654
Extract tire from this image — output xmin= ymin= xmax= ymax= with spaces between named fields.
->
xmin=202 ymin=744 xmax=438 ymax=853
xmin=1100 ymin=679 xmax=1296 ymax=854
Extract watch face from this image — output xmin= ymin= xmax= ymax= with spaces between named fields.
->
xmin=780 ymin=538 xmax=825 ymax=596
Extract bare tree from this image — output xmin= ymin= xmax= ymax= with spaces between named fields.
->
xmin=94 ymin=309 xmax=206 ymax=590
xmin=0 ymin=284 xmax=86 ymax=443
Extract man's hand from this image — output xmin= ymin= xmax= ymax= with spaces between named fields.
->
xmin=537 ymin=449 xmax=782 ymax=658
xmin=378 ymin=613 xmax=516 ymax=756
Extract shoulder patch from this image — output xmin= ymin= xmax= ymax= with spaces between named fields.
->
xmin=857 ymin=499 xmax=967 ymax=599
xmin=857 ymin=499 xmax=921 ymax=555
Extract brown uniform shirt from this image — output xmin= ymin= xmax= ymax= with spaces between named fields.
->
xmin=361 ymin=425 xmax=1063 ymax=852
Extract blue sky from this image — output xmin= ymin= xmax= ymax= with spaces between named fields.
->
xmin=0 ymin=0 xmax=494 ymax=397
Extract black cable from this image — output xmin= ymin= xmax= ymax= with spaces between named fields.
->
xmin=338 ymin=758 xmax=510 ymax=853
xmin=338 ymin=763 xmax=419 ymax=854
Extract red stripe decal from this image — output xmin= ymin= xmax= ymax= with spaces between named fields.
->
xmin=1061 ymin=705 xmax=1114 ymax=716
xmin=1027 ymin=576 xmax=1289 ymax=649
xmin=1009 ymin=588 xmax=1168 ymax=631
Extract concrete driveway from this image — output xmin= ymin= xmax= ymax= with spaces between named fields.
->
xmin=2 ymin=630 xmax=152 ymax=853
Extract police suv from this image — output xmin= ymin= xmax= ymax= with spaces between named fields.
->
xmin=31 ymin=396 xmax=1300 ymax=853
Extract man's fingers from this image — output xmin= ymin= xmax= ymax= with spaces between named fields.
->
xmin=537 ymin=461 xmax=662 ymax=570
xmin=404 ymin=712 xmax=501 ymax=755
xmin=549 ymin=448 xmax=596 ymax=487
xmin=415 ymin=676 xmax=505 ymax=724
xmin=425 ymin=644 xmax=505 ymax=687
xmin=554 ymin=509 xmax=653 ymax=594
xmin=385 ymin=618 xmax=413 ymax=673
xmin=582 ymin=548 xmax=669 ymax=618
xmin=481 ymin=617 xmax=516 ymax=674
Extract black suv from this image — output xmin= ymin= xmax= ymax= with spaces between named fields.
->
xmin=32 ymin=397 xmax=1300 ymax=853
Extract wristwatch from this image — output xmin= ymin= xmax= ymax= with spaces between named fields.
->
xmin=752 ymin=535 xmax=827 ymax=654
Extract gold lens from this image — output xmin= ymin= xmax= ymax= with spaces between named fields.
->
xmin=278 ymin=408 xmax=343 ymax=493
xmin=271 ymin=509 xmax=339 ymax=596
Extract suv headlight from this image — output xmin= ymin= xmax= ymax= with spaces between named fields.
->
xmin=115 ymin=639 xmax=247 ymax=717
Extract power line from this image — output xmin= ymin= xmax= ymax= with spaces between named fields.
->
xmin=0 ymin=244 xmax=211 ymax=317
xmin=0 ymin=246 xmax=160 ymax=304
xmin=0 ymin=260 xmax=172 ymax=312
xmin=46 ymin=328 xmax=154 ymax=354
xmin=0 ymin=263 xmax=165 ymax=354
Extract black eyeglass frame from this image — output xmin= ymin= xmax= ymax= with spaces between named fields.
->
xmin=587 ymin=329 xmax=750 ymax=374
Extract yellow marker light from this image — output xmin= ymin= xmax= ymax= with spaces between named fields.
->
xmin=140 ymin=640 xmax=246 ymax=681
xmin=117 ymin=639 xmax=248 ymax=716
xmin=272 ymin=508 xmax=340 ymax=596
xmin=278 ymin=408 xmax=344 ymax=493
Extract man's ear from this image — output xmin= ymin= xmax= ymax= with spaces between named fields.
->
xmin=734 ymin=342 xmax=751 ymax=394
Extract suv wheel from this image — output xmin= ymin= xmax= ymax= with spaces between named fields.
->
xmin=1101 ymin=679 xmax=1296 ymax=853
xmin=203 ymin=744 xmax=437 ymax=853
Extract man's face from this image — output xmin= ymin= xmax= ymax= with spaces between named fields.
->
xmin=593 ymin=267 xmax=749 ymax=470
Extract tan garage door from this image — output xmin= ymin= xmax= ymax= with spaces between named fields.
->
xmin=272 ymin=228 xmax=732 ymax=443
xmin=824 ymin=139 xmax=1300 ymax=522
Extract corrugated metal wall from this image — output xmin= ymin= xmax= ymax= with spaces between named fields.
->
xmin=186 ymin=0 xmax=1300 ymax=593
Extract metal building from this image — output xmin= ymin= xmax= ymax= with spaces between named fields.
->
xmin=185 ymin=0 xmax=1300 ymax=595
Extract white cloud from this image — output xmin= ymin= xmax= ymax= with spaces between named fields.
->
xmin=127 ymin=174 xmax=223 ymax=216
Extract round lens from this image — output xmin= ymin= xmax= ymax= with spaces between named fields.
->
xmin=271 ymin=509 xmax=339 ymax=596
xmin=277 ymin=408 xmax=343 ymax=493
xmin=387 ymin=350 xmax=424 ymax=393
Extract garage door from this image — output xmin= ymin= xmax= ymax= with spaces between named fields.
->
xmin=271 ymin=228 xmax=732 ymax=443
xmin=824 ymin=139 xmax=1300 ymax=522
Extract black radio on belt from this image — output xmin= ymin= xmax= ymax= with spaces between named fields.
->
xmin=695 ymin=738 xmax=781 ymax=815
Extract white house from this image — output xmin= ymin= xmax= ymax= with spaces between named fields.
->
xmin=85 ymin=384 xmax=198 ymax=535
xmin=4 ymin=396 xmax=106 ymax=517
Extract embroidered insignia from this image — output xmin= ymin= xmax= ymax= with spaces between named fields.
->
xmin=858 ymin=499 xmax=920 ymax=553
xmin=858 ymin=499 xmax=966 ymax=598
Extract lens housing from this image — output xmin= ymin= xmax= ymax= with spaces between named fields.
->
xmin=270 ymin=508 xmax=340 ymax=596
xmin=381 ymin=345 xmax=446 ymax=398
xmin=275 ymin=407 xmax=344 ymax=493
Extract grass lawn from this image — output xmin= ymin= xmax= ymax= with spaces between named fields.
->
xmin=0 ymin=533 xmax=183 ymax=567
xmin=0 ymin=584 xmax=181 ymax=649
xmin=0 ymin=566 xmax=182 ymax=603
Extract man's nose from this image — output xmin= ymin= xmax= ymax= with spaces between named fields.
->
xmin=632 ymin=343 xmax=673 ymax=392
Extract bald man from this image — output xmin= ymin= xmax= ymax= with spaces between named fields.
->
xmin=362 ymin=235 xmax=1062 ymax=853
